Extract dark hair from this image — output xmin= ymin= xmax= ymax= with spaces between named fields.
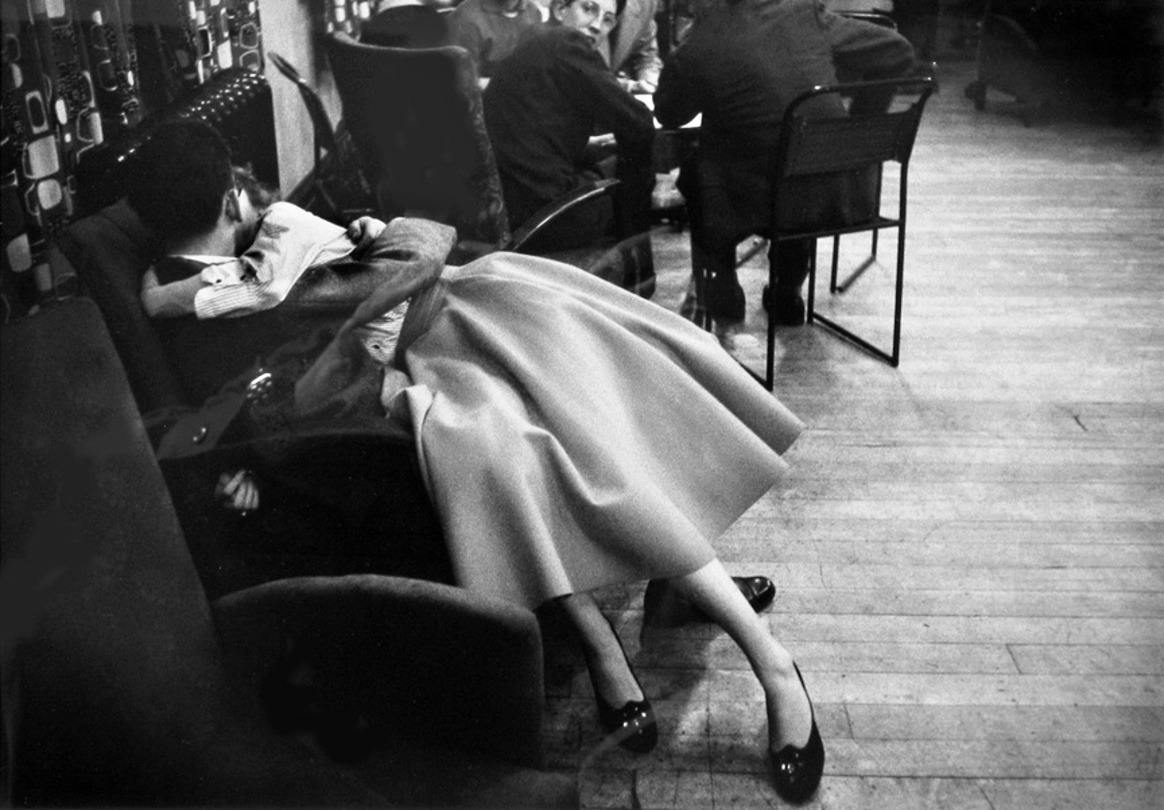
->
xmin=232 ymin=164 xmax=280 ymax=211
xmin=556 ymin=0 xmax=628 ymax=20
xmin=127 ymin=120 xmax=234 ymax=245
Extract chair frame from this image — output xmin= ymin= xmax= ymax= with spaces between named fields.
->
xmin=755 ymin=76 xmax=934 ymax=386
xmin=321 ymin=33 xmax=622 ymax=258
xmin=268 ymin=50 xmax=374 ymax=222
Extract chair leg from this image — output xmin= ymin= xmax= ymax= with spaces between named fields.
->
xmin=765 ymin=243 xmax=780 ymax=390
xmin=809 ymin=224 xmax=904 ymax=367
xmin=889 ymin=225 xmax=905 ymax=367
xmin=805 ymin=241 xmax=816 ymax=327
xmin=833 ymin=227 xmax=881 ymax=293
xmin=829 ymin=235 xmax=841 ymax=293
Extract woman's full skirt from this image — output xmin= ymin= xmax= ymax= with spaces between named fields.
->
xmin=397 ymin=253 xmax=803 ymax=609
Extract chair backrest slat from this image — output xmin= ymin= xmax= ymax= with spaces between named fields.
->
xmin=784 ymin=111 xmax=915 ymax=177
xmin=776 ymin=78 xmax=932 ymax=181
xmin=770 ymin=77 xmax=933 ymax=236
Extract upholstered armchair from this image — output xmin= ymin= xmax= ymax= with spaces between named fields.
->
xmin=2 ymin=65 xmax=576 ymax=807
xmin=322 ymin=34 xmax=655 ymax=294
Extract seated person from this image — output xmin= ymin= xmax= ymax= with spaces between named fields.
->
xmin=361 ymin=0 xmax=451 ymax=48
xmin=655 ymin=0 xmax=916 ymax=323
xmin=447 ymin=0 xmax=544 ymax=77
xmin=483 ymin=0 xmax=655 ymax=252
xmin=131 ymin=120 xmax=818 ymax=800
xmin=598 ymin=0 xmax=662 ymax=93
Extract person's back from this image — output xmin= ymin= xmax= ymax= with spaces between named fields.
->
xmin=448 ymin=0 xmax=544 ymax=77
xmin=483 ymin=0 xmax=654 ymax=244
xmin=658 ymin=0 xmax=911 ymax=205
xmin=485 ymin=27 xmax=607 ymax=223
xmin=655 ymin=0 xmax=914 ymax=321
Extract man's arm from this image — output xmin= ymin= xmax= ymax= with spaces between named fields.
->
xmin=140 ymin=269 xmax=203 ymax=318
xmin=293 ymin=218 xmax=457 ymax=416
xmin=654 ymin=48 xmax=702 ymax=130
xmin=448 ymin=6 xmax=486 ymax=72
xmin=558 ymin=32 xmax=654 ymax=145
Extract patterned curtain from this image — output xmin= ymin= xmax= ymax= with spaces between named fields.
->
xmin=1 ymin=0 xmax=264 ymax=322
xmin=321 ymin=1 xmax=376 ymax=36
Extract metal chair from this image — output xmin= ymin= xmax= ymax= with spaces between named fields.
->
xmin=267 ymin=51 xmax=373 ymax=221
xmin=320 ymin=34 xmax=624 ymax=264
xmin=755 ymin=76 xmax=935 ymax=384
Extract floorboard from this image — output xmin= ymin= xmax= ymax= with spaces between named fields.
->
xmin=541 ymin=48 xmax=1164 ymax=808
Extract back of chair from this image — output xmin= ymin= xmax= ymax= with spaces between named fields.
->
xmin=773 ymin=77 xmax=935 ymax=234
xmin=74 ymin=67 xmax=280 ymax=218
xmin=778 ymin=77 xmax=932 ymax=177
xmin=322 ymin=33 xmax=510 ymax=247
xmin=268 ymin=51 xmax=339 ymax=167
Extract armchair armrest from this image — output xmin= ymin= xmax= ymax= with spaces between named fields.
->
xmin=508 ymin=178 xmax=620 ymax=253
xmin=211 ymin=573 xmax=546 ymax=767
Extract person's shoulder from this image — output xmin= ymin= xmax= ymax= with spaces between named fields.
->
xmin=255 ymin=203 xmax=348 ymax=244
xmin=543 ymin=26 xmax=595 ymax=55
xmin=505 ymin=23 xmax=569 ymax=56
xmin=262 ymin=201 xmax=311 ymax=224
xmin=517 ymin=0 xmax=543 ymax=21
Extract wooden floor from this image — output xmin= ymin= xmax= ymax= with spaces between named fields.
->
xmin=537 ymin=56 xmax=1164 ymax=809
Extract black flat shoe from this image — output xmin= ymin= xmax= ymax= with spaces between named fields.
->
xmin=735 ymin=575 xmax=777 ymax=613
xmin=769 ymin=664 xmax=825 ymax=805
xmin=705 ymin=276 xmax=746 ymax=321
xmin=644 ymin=575 xmax=776 ymax=625
xmin=761 ymin=285 xmax=806 ymax=326
xmin=590 ymin=618 xmax=658 ymax=754
xmin=594 ymin=690 xmax=658 ymax=754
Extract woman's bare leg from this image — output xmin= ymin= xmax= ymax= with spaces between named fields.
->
xmin=669 ymin=559 xmax=813 ymax=752
xmin=557 ymin=592 xmax=644 ymax=707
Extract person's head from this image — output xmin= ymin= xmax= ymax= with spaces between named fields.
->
xmin=127 ymin=119 xmax=265 ymax=254
xmin=549 ymin=0 xmax=623 ymax=47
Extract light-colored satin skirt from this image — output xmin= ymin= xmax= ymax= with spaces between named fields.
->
xmin=395 ymin=253 xmax=803 ymax=609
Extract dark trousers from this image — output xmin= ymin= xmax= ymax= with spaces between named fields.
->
xmin=685 ymin=182 xmax=812 ymax=297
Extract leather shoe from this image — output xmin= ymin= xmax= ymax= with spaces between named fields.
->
xmin=643 ymin=575 xmax=775 ymax=626
xmin=761 ymin=285 xmax=806 ymax=326
xmin=705 ymin=277 xmax=746 ymax=321
xmin=769 ymin=663 xmax=825 ymax=804
xmin=590 ymin=617 xmax=658 ymax=753
xmin=729 ymin=575 xmax=777 ymax=614
xmin=594 ymin=690 xmax=658 ymax=754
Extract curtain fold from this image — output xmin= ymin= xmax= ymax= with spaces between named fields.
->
xmin=1 ymin=0 xmax=264 ymax=321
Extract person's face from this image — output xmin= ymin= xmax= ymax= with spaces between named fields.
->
xmin=553 ymin=0 xmax=619 ymax=48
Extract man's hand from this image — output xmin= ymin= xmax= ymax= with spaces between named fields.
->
xmin=216 ymin=469 xmax=260 ymax=515
xmin=347 ymin=216 xmax=389 ymax=253
xmin=617 ymin=75 xmax=656 ymax=95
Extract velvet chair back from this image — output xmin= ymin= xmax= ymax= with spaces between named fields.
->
xmin=322 ymin=34 xmax=512 ymax=248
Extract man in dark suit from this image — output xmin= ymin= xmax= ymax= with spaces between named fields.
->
xmin=655 ymin=0 xmax=916 ymax=323
xmin=484 ymin=0 xmax=655 ymax=254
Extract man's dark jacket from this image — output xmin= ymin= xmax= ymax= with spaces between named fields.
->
xmin=655 ymin=0 xmax=916 ymax=243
